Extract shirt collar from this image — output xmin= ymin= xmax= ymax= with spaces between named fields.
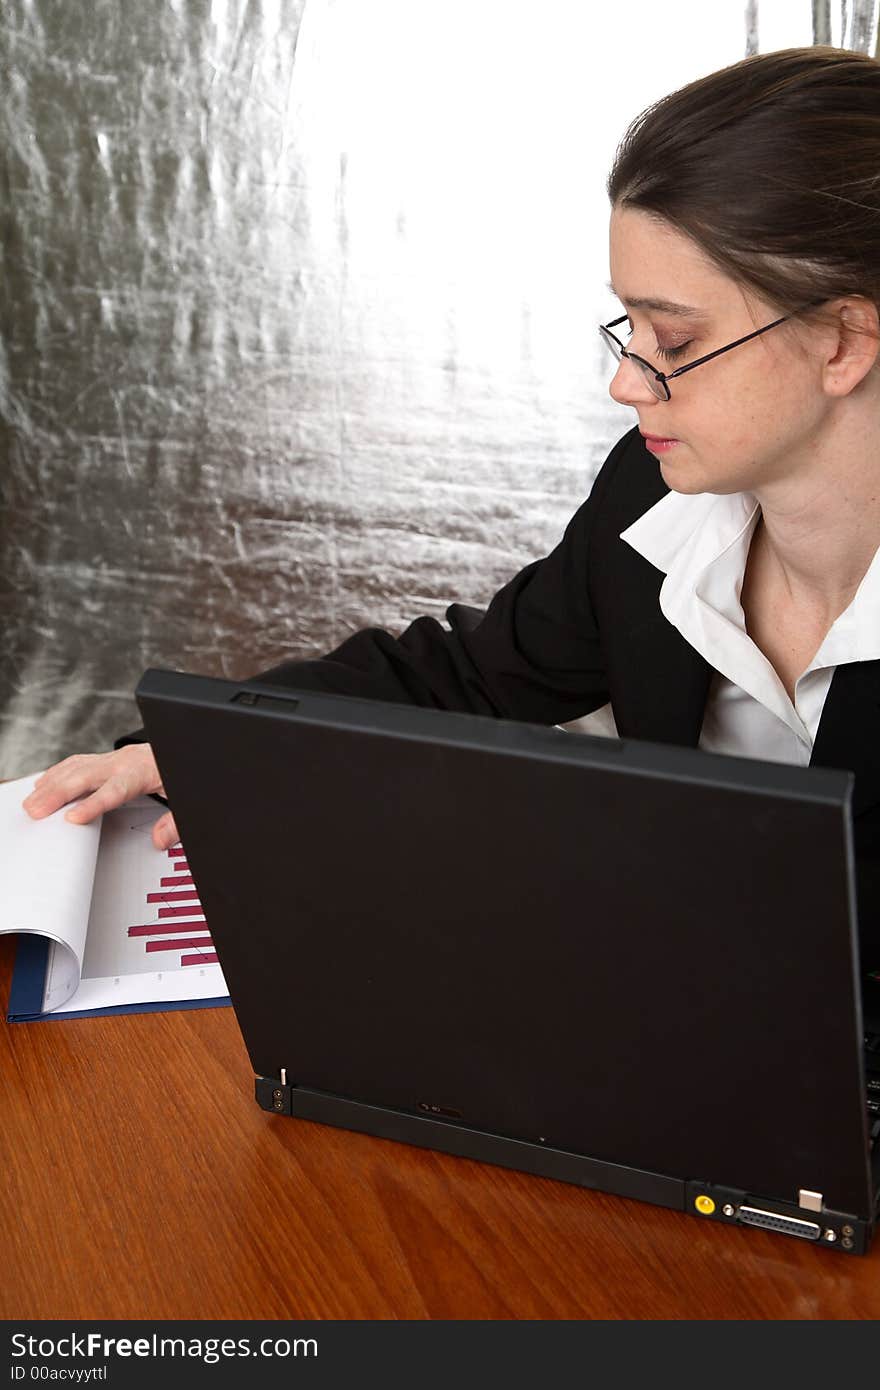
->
xmin=621 ymin=489 xmax=880 ymax=668
xmin=620 ymin=489 xmax=780 ymax=723
xmin=620 ymin=488 xmax=759 ymax=579
xmin=813 ymin=543 xmax=880 ymax=669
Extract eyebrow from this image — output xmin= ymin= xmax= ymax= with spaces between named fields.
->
xmin=606 ymin=282 xmax=708 ymax=319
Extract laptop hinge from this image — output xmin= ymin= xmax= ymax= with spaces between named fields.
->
xmin=255 ymin=1074 xmax=292 ymax=1115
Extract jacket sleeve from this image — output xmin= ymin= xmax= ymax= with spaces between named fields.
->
xmin=249 ymin=432 xmax=632 ymax=725
xmin=118 ymin=429 xmax=635 ymax=748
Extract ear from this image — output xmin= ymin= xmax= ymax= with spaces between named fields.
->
xmin=822 ymin=296 xmax=880 ymax=398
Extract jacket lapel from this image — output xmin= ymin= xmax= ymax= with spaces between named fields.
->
xmin=615 ymin=632 xmax=880 ymax=815
xmin=810 ymin=661 xmax=880 ymax=817
xmin=610 ymin=606 xmax=712 ymax=748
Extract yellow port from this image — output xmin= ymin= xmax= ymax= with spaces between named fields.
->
xmin=695 ymin=1195 xmax=716 ymax=1215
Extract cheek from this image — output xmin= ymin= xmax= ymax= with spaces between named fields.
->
xmin=680 ymin=388 xmax=747 ymax=447
xmin=689 ymin=364 xmax=787 ymax=443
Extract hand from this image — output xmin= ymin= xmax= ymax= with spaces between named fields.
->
xmin=21 ymin=745 xmax=179 ymax=851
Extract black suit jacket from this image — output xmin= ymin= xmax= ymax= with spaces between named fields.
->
xmin=255 ymin=426 xmax=880 ymax=968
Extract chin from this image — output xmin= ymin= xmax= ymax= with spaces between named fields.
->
xmin=659 ymin=454 xmax=743 ymax=497
xmin=658 ymin=459 xmax=705 ymax=495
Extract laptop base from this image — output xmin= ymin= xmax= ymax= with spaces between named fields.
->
xmin=255 ymin=1076 xmax=871 ymax=1253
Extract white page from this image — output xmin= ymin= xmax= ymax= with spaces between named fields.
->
xmin=50 ymin=795 xmax=228 ymax=1015
xmin=0 ymin=773 xmax=101 ymax=1010
xmin=2 ymin=778 xmax=227 ymax=1016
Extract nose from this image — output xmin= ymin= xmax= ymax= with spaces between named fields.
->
xmin=609 ymin=356 xmax=660 ymax=408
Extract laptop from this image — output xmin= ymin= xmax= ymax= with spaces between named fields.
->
xmin=136 ymin=668 xmax=880 ymax=1255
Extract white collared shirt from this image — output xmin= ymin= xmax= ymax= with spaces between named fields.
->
xmin=570 ymin=489 xmax=880 ymax=767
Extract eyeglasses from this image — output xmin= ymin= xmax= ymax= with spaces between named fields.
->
xmin=599 ymin=310 xmax=794 ymax=401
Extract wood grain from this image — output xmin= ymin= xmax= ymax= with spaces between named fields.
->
xmin=1 ymin=932 xmax=878 ymax=1320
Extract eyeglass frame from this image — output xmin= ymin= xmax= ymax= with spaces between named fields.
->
xmin=599 ymin=310 xmax=797 ymax=401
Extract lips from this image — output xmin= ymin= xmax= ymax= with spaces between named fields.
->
xmin=640 ymin=432 xmax=680 ymax=454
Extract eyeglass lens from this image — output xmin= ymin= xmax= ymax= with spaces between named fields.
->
xmin=599 ymin=327 xmax=666 ymax=400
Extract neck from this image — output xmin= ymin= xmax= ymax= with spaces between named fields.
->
xmin=752 ymin=407 xmax=880 ymax=614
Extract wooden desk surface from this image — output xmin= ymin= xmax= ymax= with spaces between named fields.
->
xmin=1 ymin=932 xmax=878 ymax=1321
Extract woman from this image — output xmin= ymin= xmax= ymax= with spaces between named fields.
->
xmin=23 ymin=47 xmax=880 ymax=965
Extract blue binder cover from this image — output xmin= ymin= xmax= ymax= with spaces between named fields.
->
xmin=7 ymin=934 xmax=231 ymax=1023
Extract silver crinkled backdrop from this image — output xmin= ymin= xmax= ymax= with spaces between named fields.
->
xmin=1 ymin=0 xmax=751 ymax=777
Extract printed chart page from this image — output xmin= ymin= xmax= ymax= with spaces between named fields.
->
xmin=49 ymin=795 xmax=229 ymax=1014
xmin=0 ymin=773 xmax=101 ymax=1010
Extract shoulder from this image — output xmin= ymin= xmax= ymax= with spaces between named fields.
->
xmin=547 ymin=426 xmax=670 ymax=585
xmin=556 ymin=427 xmax=670 ymax=557
xmin=589 ymin=425 xmax=670 ymax=531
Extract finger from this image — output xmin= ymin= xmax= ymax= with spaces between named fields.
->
xmin=63 ymin=771 xmax=140 ymax=824
xmin=152 ymin=811 xmax=180 ymax=852
xmin=24 ymin=746 xmax=161 ymax=820
xmin=23 ymin=755 xmax=112 ymax=818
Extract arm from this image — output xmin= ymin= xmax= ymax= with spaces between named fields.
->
xmin=249 ymin=431 xmax=629 ymax=724
xmin=24 ymin=430 xmax=638 ymax=840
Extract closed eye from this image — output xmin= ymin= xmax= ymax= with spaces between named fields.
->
xmin=623 ymin=322 xmax=692 ymax=364
xmin=655 ymin=341 xmax=692 ymax=363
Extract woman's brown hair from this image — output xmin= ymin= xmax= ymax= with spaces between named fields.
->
xmin=607 ymin=47 xmax=880 ymax=319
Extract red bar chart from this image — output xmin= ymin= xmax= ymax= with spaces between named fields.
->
xmin=126 ymin=849 xmax=218 ymax=969
xmin=60 ymin=797 xmax=229 ymax=1016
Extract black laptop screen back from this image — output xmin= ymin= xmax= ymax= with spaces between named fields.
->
xmin=137 ymin=670 xmax=873 ymax=1219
